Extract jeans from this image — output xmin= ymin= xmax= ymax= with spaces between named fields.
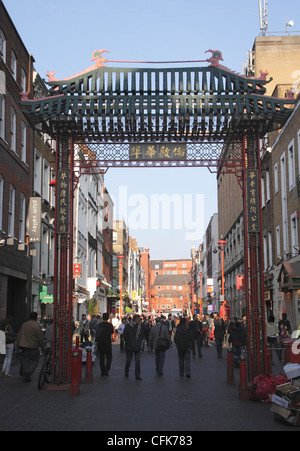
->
xmin=125 ymin=351 xmax=141 ymax=377
xmin=155 ymin=349 xmax=166 ymax=374
xmin=2 ymin=343 xmax=14 ymax=374
xmin=177 ymin=349 xmax=191 ymax=376
xmin=192 ymin=336 xmax=203 ymax=357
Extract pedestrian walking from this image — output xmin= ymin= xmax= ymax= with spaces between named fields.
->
xmin=200 ymin=315 xmax=210 ymax=347
xmin=1 ymin=316 xmax=17 ymax=377
xmin=266 ymin=315 xmax=281 ymax=363
xmin=149 ymin=317 xmax=171 ymax=376
xmin=213 ymin=312 xmax=225 ymax=358
xmin=15 ymin=312 xmax=44 ymax=383
xmin=174 ymin=317 xmax=194 ymax=378
xmin=189 ymin=314 xmax=203 ymax=358
xmin=95 ymin=312 xmax=114 ymax=376
xmin=123 ymin=314 xmax=144 ymax=380
xmin=117 ymin=317 xmax=127 ymax=353
xmin=79 ymin=314 xmax=90 ymax=343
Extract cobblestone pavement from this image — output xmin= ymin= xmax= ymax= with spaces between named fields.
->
xmin=0 ymin=341 xmax=298 ymax=432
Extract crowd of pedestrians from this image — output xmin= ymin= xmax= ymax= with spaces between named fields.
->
xmin=0 ymin=309 xmax=298 ymax=384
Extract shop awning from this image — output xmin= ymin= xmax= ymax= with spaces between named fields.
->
xmin=278 ymin=262 xmax=300 ymax=291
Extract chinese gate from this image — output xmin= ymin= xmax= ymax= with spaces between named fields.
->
xmin=21 ymin=50 xmax=295 ymax=386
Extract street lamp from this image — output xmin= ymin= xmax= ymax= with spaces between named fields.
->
xmin=218 ymin=239 xmax=226 ymax=319
xmin=118 ymin=255 xmax=124 ymax=316
xmin=198 ymin=273 xmax=203 ymax=315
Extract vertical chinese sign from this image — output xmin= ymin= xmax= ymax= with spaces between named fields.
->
xmin=247 ymin=170 xmax=259 ymax=233
xmin=57 ymin=170 xmax=70 ymax=235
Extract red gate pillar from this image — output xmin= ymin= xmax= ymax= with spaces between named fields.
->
xmin=242 ymin=131 xmax=267 ymax=383
xmin=52 ymin=131 xmax=75 ymax=386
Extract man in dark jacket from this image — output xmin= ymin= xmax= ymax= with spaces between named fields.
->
xmin=174 ymin=317 xmax=194 ymax=377
xmin=189 ymin=314 xmax=203 ymax=358
xmin=123 ymin=314 xmax=144 ymax=380
xmin=213 ymin=312 xmax=226 ymax=358
xmin=95 ymin=312 xmax=114 ymax=376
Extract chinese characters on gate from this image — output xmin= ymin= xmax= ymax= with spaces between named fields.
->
xmin=247 ymin=170 xmax=259 ymax=233
xmin=57 ymin=170 xmax=70 ymax=235
xmin=129 ymin=143 xmax=187 ymax=160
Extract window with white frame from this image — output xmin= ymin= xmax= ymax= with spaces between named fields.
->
xmin=263 ymin=234 xmax=268 ymax=270
xmin=290 ymin=212 xmax=298 ymax=252
xmin=0 ymin=175 xmax=3 ymax=230
xmin=276 ymin=226 xmax=281 ymax=258
xmin=34 ymin=149 xmax=42 ymax=194
xmin=274 ymin=163 xmax=278 ymax=194
xmin=268 ymin=231 xmax=272 ymax=268
xmin=298 ymin=129 xmax=300 ymax=176
xmin=21 ymin=68 xmax=27 ymax=93
xmin=288 ymin=139 xmax=296 ymax=191
xmin=0 ymin=92 xmax=5 ymax=140
xmin=8 ymin=185 xmax=15 ymax=237
xmin=261 ymin=176 xmax=265 ymax=207
xmin=11 ymin=50 xmax=17 ymax=80
xmin=19 ymin=193 xmax=26 ymax=242
xmin=43 ymin=160 xmax=50 ymax=202
xmin=21 ymin=121 xmax=26 ymax=163
xmin=266 ymin=169 xmax=270 ymax=202
xmin=0 ymin=29 xmax=6 ymax=63
xmin=10 ymin=107 xmax=16 ymax=153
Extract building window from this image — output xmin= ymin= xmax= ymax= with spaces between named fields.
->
xmin=274 ymin=163 xmax=278 ymax=194
xmin=0 ymin=92 xmax=5 ymax=140
xmin=0 ymin=29 xmax=6 ymax=63
xmin=276 ymin=226 xmax=281 ymax=259
xmin=291 ymin=212 xmax=298 ymax=252
xmin=268 ymin=231 xmax=272 ymax=268
xmin=11 ymin=50 xmax=17 ymax=80
xmin=19 ymin=194 xmax=26 ymax=243
xmin=34 ymin=149 xmax=42 ymax=194
xmin=261 ymin=176 xmax=265 ymax=207
xmin=0 ymin=175 xmax=3 ymax=230
xmin=43 ymin=160 xmax=50 ymax=202
xmin=288 ymin=140 xmax=296 ymax=191
xmin=21 ymin=121 xmax=26 ymax=163
xmin=266 ymin=169 xmax=270 ymax=202
xmin=8 ymin=185 xmax=15 ymax=237
xmin=263 ymin=234 xmax=268 ymax=270
xmin=10 ymin=107 xmax=16 ymax=153
xmin=21 ymin=68 xmax=27 ymax=93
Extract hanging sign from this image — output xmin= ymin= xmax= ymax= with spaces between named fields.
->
xmin=28 ymin=197 xmax=41 ymax=243
xmin=129 ymin=143 xmax=187 ymax=160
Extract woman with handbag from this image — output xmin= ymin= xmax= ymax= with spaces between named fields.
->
xmin=1 ymin=316 xmax=17 ymax=377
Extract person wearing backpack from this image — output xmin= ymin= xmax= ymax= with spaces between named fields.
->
xmin=174 ymin=317 xmax=194 ymax=378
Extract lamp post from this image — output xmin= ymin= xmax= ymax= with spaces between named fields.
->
xmin=118 ymin=255 xmax=124 ymax=316
xmin=198 ymin=273 xmax=203 ymax=315
xmin=218 ymin=239 xmax=226 ymax=319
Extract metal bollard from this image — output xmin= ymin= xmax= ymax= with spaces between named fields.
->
xmin=227 ymin=348 xmax=235 ymax=385
xmin=85 ymin=348 xmax=93 ymax=383
xmin=239 ymin=355 xmax=249 ymax=401
xmin=70 ymin=351 xmax=80 ymax=396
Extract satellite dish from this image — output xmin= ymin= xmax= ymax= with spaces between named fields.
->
xmin=288 ymin=20 xmax=295 ymax=27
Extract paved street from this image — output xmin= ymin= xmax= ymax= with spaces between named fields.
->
xmin=0 ymin=340 xmax=299 ymax=433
